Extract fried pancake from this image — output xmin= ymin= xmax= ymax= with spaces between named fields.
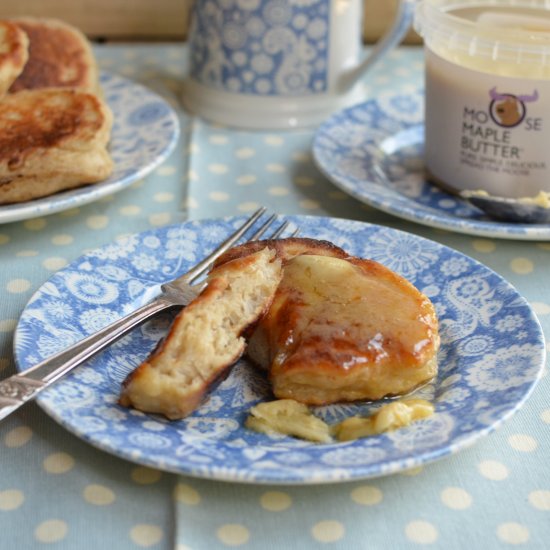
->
xmin=0 ymin=87 xmax=113 ymax=204
xmin=119 ymin=247 xmax=283 ymax=420
xmin=217 ymin=238 xmax=440 ymax=406
xmin=8 ymin=17 xmax=99 ymax=94
xmin=0 ymin=20 xmax=28 ymax=96
xmin=252 ymin=254 xmax=439 ymax=405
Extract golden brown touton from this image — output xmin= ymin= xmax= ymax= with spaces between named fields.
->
xmin=216 ymin=238 xmax=440 ymax=405
xmin=119 ymin=247 xmax=283 ymax=420
xmin=0 ymin=87 xmax=113 ymax=204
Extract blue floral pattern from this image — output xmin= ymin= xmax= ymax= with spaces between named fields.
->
xmin=0 ymin=72 xmax=180 ymax=224
xmin=188 ymin=0 xmax=330 ymax=95
xmin=14 ymin=216 xmax=545 ymax=483
xmin=312 ymin=91 xmax=550 ymax=240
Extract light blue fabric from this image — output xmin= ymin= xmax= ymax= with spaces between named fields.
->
xmin=0 ymin=44 xmax=548 ymax=549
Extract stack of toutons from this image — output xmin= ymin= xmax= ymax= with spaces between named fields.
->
xmin=0 ymin=17 xmax=113 ymax=205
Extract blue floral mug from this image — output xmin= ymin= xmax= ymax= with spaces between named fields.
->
xmin=182 ymin=0 xmax=415 ymax=129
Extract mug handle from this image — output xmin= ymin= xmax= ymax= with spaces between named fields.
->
xmin=337 ymin=0 xmax=416 ymax=93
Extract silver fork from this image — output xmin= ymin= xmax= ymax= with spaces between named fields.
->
xmin=0 ymin=208 xmax=292 ymax=422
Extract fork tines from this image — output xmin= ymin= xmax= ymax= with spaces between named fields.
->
xmin=181 ymin=208 xmax=295 ymax=284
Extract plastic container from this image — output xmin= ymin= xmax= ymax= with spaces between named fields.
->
xmin=414 ymin=1 xmax=550 ymax=199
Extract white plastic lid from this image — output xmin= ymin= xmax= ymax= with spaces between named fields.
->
xmin=414 ymin=0 xmax=550 ymax=66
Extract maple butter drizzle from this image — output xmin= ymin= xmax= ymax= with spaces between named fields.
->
xmin=268 ymin=255 xmax=437 ymax=374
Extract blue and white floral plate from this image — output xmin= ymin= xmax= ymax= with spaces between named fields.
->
xmin=14 ymin=215 xmax=545 ymax=484
xmin=312 ymin=91 xmax=550 ymax=240
xmin=0 ymin=72 xmax=179 ymax=225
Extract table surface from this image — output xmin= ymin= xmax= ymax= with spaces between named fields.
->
xmin=0 ymin=44 xmax=549 ymax=550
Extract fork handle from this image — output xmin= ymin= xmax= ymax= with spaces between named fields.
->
xmin=0 ymin=297 xmax=174 ymax=422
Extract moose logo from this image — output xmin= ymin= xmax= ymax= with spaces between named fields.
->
xmin=489 ymin=87 xmax=539 ymax=128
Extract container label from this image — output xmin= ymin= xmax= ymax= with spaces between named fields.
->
xmin=424 ymin=49 xmax=550 ymax=198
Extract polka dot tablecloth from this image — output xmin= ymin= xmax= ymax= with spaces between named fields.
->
xmin=1 ymin=44 xmax=549 ymax=549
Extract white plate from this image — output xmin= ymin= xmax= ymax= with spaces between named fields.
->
xmin=312 ymin=91 xmax=550 ymax=240
xmin=0 ymin=72 xmax=180 ymax=224
xmin=14 ymin=215 xmax=545 ymax=484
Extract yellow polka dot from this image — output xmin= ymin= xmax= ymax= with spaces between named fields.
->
xmin=472 ymin=239 xmax=496 ymax=253
xmin=508 ymin=434 xmax=538 ymax=452
xmin=43 ymin=452 xmax=75 ymax=474
xmin=86 ymin=215 xmax=109 ymax=230
xmin=292 ymin=151 xmax=310 ymax=162
xmin=154 ymin=192 xmax=175 ymax=203
xmin=401 ymin=466 xmax=424 ymax=476
xmin=120 ymin=205 xmax=141 ymax=216
xmin=216 ymin=524 xmax=250 ymax=546
xmin=0 ymin=489 xmax=24 ymax=510
xmin=185 ymin=197 xmax=199 ymax=209
xmin=129 ymin=524 xmax=163 ymax=547
xmin=4 ymin=426 xmax=32 ymax=447
xmin=311 ymin=520 xmax=345 ymax=543
xmin=266 ymin=163 xmax=285 ymax=173
xmin=99 ymin=195 xmax=115 ymax=203
xmin=264 ymin=135 xmax=284 ymax=146
xmin=210 ymin=135 xmax=228 ymax=145
xmin=405 ymin=520 xmax=438 ymax=544
xmin=59 ymin=207 xmax=80 ymax=217
xmin=351 ymin=485 xmax=383 ymax=506
xmin=496 ymin=522 xmax=530 ymax=545
xmin=209 ymin=191 xmax=230 ymax=201
xmin=478 ymin=459 xmax=509 ymax=480
xmin=6 ymin=279 xmax=31 ymax=293
xmin=149 ymin=213 xmax=172 ymax=226
xmin=237 ymin=202 xmax=261 ymax=212
xmin=294 ymin=176 xmax=315 ymax=186
xmin=0 ymin=234 xmax=10 ymax=245
xmin=237 ymin=174 xmax=256 ymax=185
xmin=174 ymin=483 xmax=201 ymax=506
xmin=268 ymin=186 xmax=289 ymax=196
xmin=235 ymin=147 xmax=255 ymax=159
xmin=440 ymin=487 xmax=472 ymax=510
xmin=0 ymin=319 xmax=17 ymax=333
xmin=528 ymin=490 xmax=550 ymax=510
xmin=16 ymin=250 xmax=39 ymax=257
xmin=351 ymin=485 xmax=384 ymax=506
xmin=532 ymin=302 xmax=550 ymax=315
xmin=24 ymin=218 xmax=46 ymax=231
xmin=43 ymin=257 xmax=68 ymax=271
xmin=131 ymin=179 xmax=145 ymax=189
xmin=542 ymin=409 xmax=550 ymax=423
xmin=260 ymin=491 xmax=292 ymax=511
xmin=157 ymin=165 xmax=177 ymax=176
xmin=510 ymin=257 xmax=534 ymax=274
xmin=208 ymin=164 xmax=229 ymax=174
xmin=35 ymin=520 xmax=68 ymax=543
xmin=131 ymin=466 xmax=162 ymax=484
xmin=299 ymin=199 xmax=320 ymax=210
xmin=83 ymin=484 xmax=116 ymax=506
xmin=51 ymin=234 xmax=74 ymax=246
